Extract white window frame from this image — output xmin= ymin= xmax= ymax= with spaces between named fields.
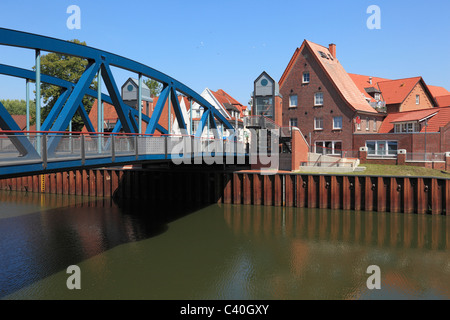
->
xmin=395 ymin=121 xmax=420 ymax=133
xmin=366 ymin=118 xmax=370 ymax=131
xmin=289 ymin=95 xmax=298 ymax=108
xmin=303 ymin=72 xmax=310 ymax=84
xmin=416 ymin=95 xmax=420 ymax=105
xmin=333 ymin=116 xmax=343 ymax=130
xmin=314 ymin=117 xmax=323 ymax=130
xmin=315 ymin=140 xmax=343 ymax=155
xmin=314 ymin=92 xmax=324 ymax=106
xmin=373 ymin=119 xmax=377 ymax=132
xmin=366 ymin=140 xmax=398 ymax=157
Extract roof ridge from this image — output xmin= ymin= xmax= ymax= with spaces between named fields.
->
xmin=377 ymin=76 xmax=422 ymax=84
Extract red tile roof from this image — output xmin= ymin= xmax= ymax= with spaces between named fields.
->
xmin=378 ymin=107 xmax=450 ymax=133
xmin=348 ymin=73 xmax=391 ymax=102
xmin=210 ymin=89 xmax=246 ymax=117
xmin=280 ymin=40 xmax=378 ymax=114
xmin=427 ymin=85 xmax=450 ymax=98
xmin=436 ymin=95 xmax=450 ymax=108
xmin=389 ymin=109 xmax=438 ymax=123
xmin=377 ymin=77 xmax=422 ymax=105
xmin=0 ymin=115 xmax=36 ymax=132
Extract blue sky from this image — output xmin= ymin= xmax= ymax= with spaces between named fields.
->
xmin=0 ymin=0 xmax=449 ymax=106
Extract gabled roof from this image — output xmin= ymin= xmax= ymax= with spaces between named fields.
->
xmin=279 ymin=40 xmax=378 ymax=114
xmin=210 ymin=89 xmax=246 ymax=117
xmin=378 ymin=107 xmax=450 ymax=133
xmin=376 ymin=76 xmax=437 ymax=107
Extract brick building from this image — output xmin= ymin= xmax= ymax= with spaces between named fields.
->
xmin=279 ymin=40 xmax=384 ymax=156
xmin=278 ymin=40 xmax=450 ymax=160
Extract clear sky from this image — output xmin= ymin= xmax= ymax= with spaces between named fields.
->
xmin=0 ymin=0 xmax=449 ymax=106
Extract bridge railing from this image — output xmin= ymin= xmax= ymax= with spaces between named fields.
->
xmin=0 ymin=131 xmax=246 ymax=171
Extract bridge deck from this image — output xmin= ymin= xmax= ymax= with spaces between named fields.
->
xmin=0 ymin=133 xmax=247 ymax=177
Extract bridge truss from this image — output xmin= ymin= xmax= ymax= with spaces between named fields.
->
xmin=0 ymin=28 xmax=242 ymax=177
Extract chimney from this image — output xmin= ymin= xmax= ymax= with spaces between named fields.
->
xmin=329 ymin=43 xmax=336 ymax=58
xmin=369 ymin=77 xmax=373 ymax=85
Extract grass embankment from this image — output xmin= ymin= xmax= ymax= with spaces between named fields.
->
xmin=349 ymin=164 xmax=450 ymax=178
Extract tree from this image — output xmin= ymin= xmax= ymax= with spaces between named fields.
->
xmin=144 ymin=78 xmax=162 ymax=97
xmin=34 ymin=39 xmax=97 ymax=132
xmin=1 ymin=99 xmax=36 ymax=125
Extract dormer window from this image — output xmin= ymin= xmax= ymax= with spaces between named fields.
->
xmin=394 ymin=121 xmax=421 ymax=133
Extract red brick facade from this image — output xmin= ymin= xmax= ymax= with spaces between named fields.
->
xmin=279 ymin=41 xmax=383 ymax=154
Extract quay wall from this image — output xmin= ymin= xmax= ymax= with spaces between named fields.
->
xmin=0 ymin=168 xmax=449 ymax=215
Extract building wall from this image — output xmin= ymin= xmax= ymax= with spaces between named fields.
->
xmin=274 ymin=95 xmax=283 ymax=127
xmin=401 ymin=83 xmax=434 ymax=112
xmin=279 ymin=46 xmax=355 ymax=152
xmin=353 ymin=132 xmax=446 ymax=154
xmin=353 ymin=115 xmax=384 ymax=134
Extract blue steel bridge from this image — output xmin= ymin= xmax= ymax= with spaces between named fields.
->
xmin=0 ymin=28 xmax=245 ymax=178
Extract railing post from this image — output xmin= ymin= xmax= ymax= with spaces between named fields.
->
xmin=165 ymin=135 xmax=168 ymax=159
xmin=35 ymin=49 xmax=41 ymax=155
xmin=111 ymin=135 xmax=115 ymax=162
xmin=81 ymin=134 xmax=85 ymax=166
xmin=135 ymin=135 xmax=139 ymax=160
xmin=41 ymin=135 xmax=47 ymax=170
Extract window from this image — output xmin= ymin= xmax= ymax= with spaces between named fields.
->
xmin=373 ymin=119 xmax=377 ymax=132
xmin=355 ymin=117 xmax=361 ymax=130
xmin=333 ymin=116 xmax=343 ymax=130
xmin=289 ymin=118 xmax=298 ymax=128
xmin=314 ymin=117 xmax=323 ymax=130
xmin=374 ymin=93 xmax=381 ymax=101
xmin=314 ymin=92 xmax=324 ymax=106
xmin=407 ymin=123 xmax=413 ymax=133
xmin=289 ymin=95 xmax=298 ymax=108
xmin=315 ymin=141 xmax=342 ymax=155
xmin=416 ymin=95 xmax=420 ymax=105
xmin=394 ymin=121 xmax=421 ymax=133
xmin=366 ymin=140 xmax=398 ymax=157
xmin=302 ymin=72 xmax=310 ymax=84
xmin=366 ymin=118 xmax=370 ymax=131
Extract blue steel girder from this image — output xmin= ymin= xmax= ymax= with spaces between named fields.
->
xmin=195 ymin=109 xmax=211 ymax=138
xmin=0 ymin=101 xmax=39 ymax=158
xmin=0 ymin=28 xmax=234 ymax=139
xmin=169 ymin=87 xmax=187 ymax=132
xmin=145 ymin=86 xmax=170 ymax=134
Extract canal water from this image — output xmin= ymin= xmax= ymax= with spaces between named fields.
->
xmin=0 ymin=190 xmax=449 ymax=300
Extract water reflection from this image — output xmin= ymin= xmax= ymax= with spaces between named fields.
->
xmin=0 ymin=191 xmax=202 ymax=299
xmin=221 ymin=205 xmax=450 ymax=299
xmin=222 ymin=205 xmax=449 ymax=250
xmin=1 ymin=191 xmax=449 ymax=300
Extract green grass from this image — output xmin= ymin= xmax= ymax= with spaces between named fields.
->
xmin=294 ymin=163 xmax=450 ymax=178
xmin=347 ymin=164 xmax=450 ymax=178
